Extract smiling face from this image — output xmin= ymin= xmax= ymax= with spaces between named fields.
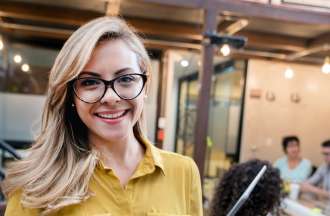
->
xmin=286 ymin=140 xmax=300 ymax=159
xmin=73 ymin=39 xmax=145 ymax=145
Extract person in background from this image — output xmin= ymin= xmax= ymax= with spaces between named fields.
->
xmin=301 ymin=140 xmax=330 ymax=199
xmin=2 ymin=17 xmax=203 ymax=216
xmin=274 ymin=136 xmax=312 ymax=183
xmin=209 ymin=159 xmax=283 ymax=216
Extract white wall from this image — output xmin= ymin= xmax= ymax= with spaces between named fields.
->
xmin=240 ymin=59 xmax=330 ymax=166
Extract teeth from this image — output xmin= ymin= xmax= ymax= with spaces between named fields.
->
xmin=97 ymin=111 xmax=126 ymax=119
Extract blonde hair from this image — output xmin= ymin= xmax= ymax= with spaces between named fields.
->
xmin=1 ymin=16 xmax=151 ymax=215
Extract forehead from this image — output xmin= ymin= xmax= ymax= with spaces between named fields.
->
xmin=287 ymin=140 xmax=298 ymax=146
xmin=82 ymin=39 xmax=140 ymax=77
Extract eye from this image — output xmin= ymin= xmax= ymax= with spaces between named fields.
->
xmin=117 ymin=75 xmax=136 ymax=84
xmin=79 ymin=78 xmax=102 ymax=87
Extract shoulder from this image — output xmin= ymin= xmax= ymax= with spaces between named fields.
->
xmin=316 ymin=164 xmax=328 ymax=172
xmin=159 ymin=149 xmax=196 ymax=165
xmin=157 ymin=149 xmax=199 ymax=175
xmin=156 ymin=149 xmax=202 ymax=194
xmin=159 ymin=149 xmax=194 ymax=162
xmin=145 ymin=139 xmax=199 ymax=177
xmin=301 ymin=158 xmax=312 ymax=166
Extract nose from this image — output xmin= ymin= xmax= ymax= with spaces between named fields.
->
xmin=99 ymin=86 xmax=121 ymax=104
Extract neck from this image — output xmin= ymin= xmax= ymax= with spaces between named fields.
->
xmin=90 ymin=131 xmax=144 ymax=167
xmin=288 ymin=155 xmax=300 ymax=162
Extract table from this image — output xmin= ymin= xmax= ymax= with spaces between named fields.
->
xmin=282 ymin=197 xmax=328 ymax=216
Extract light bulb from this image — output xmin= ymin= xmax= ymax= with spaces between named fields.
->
xmin=21 ymin=63 xmax=30 ymax=72
xmin=14 ymin=54 xmax=22 ymax=63
xmin=220 ymin=44 xmax=231 ymax=56
xmin=180 ymin=59 xmax=189 ymax=67
xmin=322 ymin=57 xmax=330 ymax=74
xmin=284 ymin=67 xmax=294 ymax=79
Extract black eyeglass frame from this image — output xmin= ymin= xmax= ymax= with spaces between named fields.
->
xmin=72 ymin=73 xmax=148 ymax=104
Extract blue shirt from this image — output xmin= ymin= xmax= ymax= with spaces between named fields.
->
xmin=274 ymin=157 xmax=312 ymax=183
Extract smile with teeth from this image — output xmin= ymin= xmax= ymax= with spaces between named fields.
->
xmin=96 ymin=110 xmax=129 ymax=119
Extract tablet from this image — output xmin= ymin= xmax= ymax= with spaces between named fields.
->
xmin=226 ymin=165 xmax=267 ymax=216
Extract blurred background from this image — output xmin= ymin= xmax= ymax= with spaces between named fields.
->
xmin=0 ymin=0 xmax=329 ymax=214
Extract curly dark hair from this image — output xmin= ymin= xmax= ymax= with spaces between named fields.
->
xmin=209 ymin=159 xmax=283 ymax=216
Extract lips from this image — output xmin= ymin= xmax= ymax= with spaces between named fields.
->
xmin=95 ymin=110 xmax=129 ymax=120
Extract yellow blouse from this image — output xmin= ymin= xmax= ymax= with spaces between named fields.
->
xmin=5 ymin=139 xmax=203 ymax=216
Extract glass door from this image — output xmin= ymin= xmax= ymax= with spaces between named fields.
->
xmin=175 ymin=59 xmax=247 ymax=202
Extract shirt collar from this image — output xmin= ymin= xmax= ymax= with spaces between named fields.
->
xmin=138 ymin=135 xmax=165 ymax=176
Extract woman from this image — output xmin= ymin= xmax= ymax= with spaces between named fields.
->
xmin=209 ymin=159 xmax=283 ymax=216
xmin=2 ymin=17 xmax=202 ymax=216
xmin=274 ymin=136 xmax=312 ymax=183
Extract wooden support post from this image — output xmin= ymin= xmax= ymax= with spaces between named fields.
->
xmin=193 ymin=7 xmax=218 ymax=184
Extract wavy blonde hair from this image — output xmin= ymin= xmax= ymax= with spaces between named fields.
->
xmin=1 ymin=16 xmax=151 ymax=215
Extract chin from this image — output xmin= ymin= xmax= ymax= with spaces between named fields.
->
xmin=98 ymin=130 xmax=127 ymax=140
xmin=88 ymin=122 xmax=135 ymax=143
xmin=100 ymin=129 xmax=132 ymax=141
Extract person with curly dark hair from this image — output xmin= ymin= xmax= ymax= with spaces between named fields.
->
xmin=209 ymin=159 xmax=283 ymax=216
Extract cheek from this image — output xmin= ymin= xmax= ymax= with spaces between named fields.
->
xmin=288 ymin=148 xmax=296 ymax=153
xmin=74 ymin=99 xmax=92 ymax=122
xmin=289 ymin=149 xmax=299 ymax=156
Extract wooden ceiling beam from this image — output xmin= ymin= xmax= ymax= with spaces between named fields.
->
xmin=0 ymin=22 xmax=71 ymax=40
xmin=0 ymin=1 xmax=202 ymax=42
xmin=0 ymin=19 xmax=308 ymax=53
xmin=237 ymin=30 xmax=306 ymax=52
xmin=220 ymin=19 xmax=249 ymax=35
xmin=308 ymin=32 xmax=330 ymax=47
xmin=141 ymin=0 xmax=202 ymax=8
xmin=125 ymin=18 xmax=202 ymax=41
xmin=0 ymin=19 xmax=202 ymax=43
xmin=142 ymin=0 xmax=330 ymax=25
xmin=0 ymin=25 xmax=200 ymax=51
xmin=0 ymin=1 xmax=102 ymax=26
xmin=286 ymin=44 xmax=330 ymax=60
xmin=217 ymin=19 xmax=236 ymax=32
xmin=207 ymin=0 xmax=330 ymax=25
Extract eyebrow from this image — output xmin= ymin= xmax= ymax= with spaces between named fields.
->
xmin=79 ymin=71 xmax=101 ymax=77
xmin=80 ymin=68 xmax=134 ymax=77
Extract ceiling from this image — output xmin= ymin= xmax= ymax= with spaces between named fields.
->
xmin=0 ymin=0 xmax=329 ymax=64
xmin=245 ymin=17 xmax=328 ymax=38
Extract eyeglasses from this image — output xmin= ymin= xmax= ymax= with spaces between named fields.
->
xmin=72 ymin=73 xmax=147 ymax=103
